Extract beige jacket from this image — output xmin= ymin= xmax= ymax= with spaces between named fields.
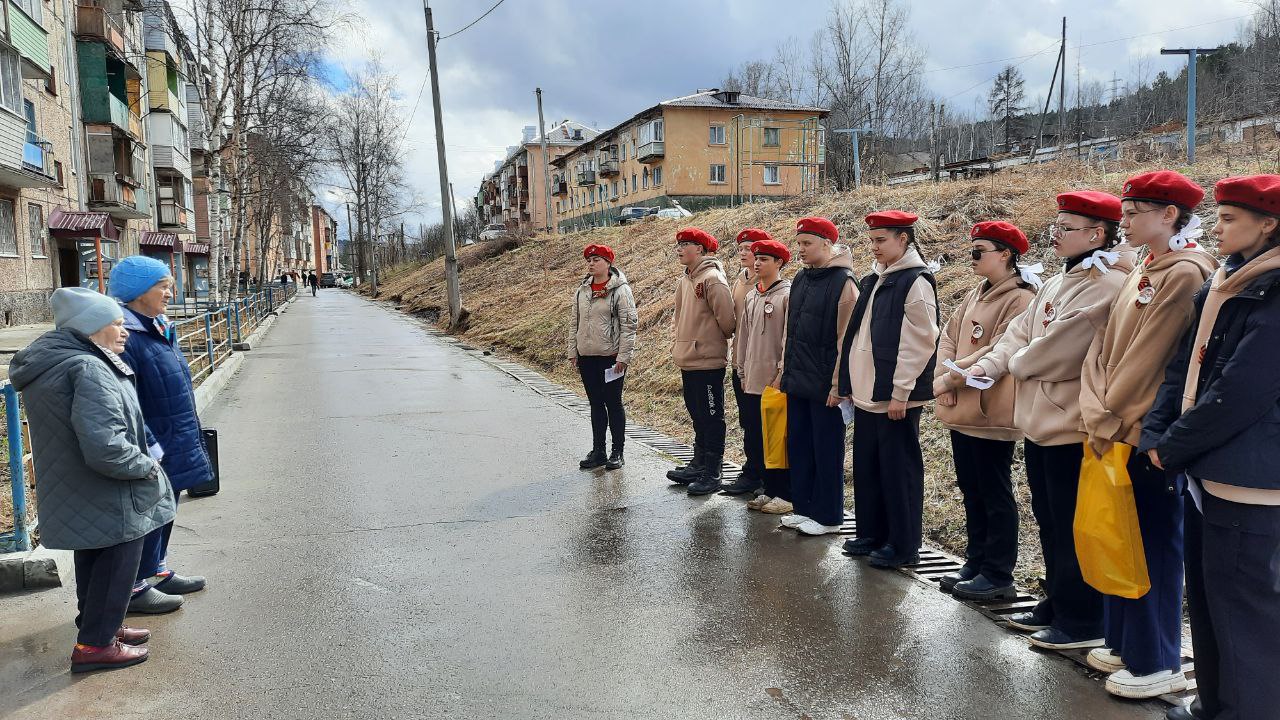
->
xmin=1080 ymin=247 xmax=1217 ymax=452
xmin=847 ymin=247 xmax=940 ymax=412
xmin=568 ymin=268 xmax=639 ymax=363
xmin=672 ymin=257 xmax=737 ymax=370
xmin=933 ymin=273 xmax=1036 ymax=440
xmin=730 ymin=267 xmax=754 ymax=367
xmin=735 ymin=278 xmax=791 ymax=395
xmin=973 ymin=244 xmax=1138 ymax=446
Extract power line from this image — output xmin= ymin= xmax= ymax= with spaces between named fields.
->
xmin=1078 ymin=13 xmax=1252 ymax=51
xmin=438 ymin=0 xmax=509 ymax=41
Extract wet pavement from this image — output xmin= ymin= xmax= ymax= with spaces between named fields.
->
xmin=0 ymin=291 xmax=1167 ymax=719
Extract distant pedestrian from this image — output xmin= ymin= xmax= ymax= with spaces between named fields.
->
xmin=110 ymin=256 xmax=213 ymax=615
xmin=665 ymin=228 xmax=736 ymax=496
xmin=308 ymin=272 xmax=318 ymax=296
xmin=10 ymin=287 xmax=176 ymax=673
xmin=568 ymin=244 xmax=637 ymax=471
xmin=777 ymin=217 xmax=858 ymax=536
xmin=280 ymin=272 xmax=288 ymax=288
xmin=721 ymin=229 xmax=764 ymax=497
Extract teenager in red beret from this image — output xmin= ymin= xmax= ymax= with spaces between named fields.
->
xmin=777 ymin=217 xmax=859 ymax=536
xmin=1077 ymin=171 xmax=1217 ymax=699
xmin=569 ymin=244 xmax=637 ymax=471
xmin=722 ymin=229 xmax=769 ymax=496
xmin=667 ymin=228 xmax=737 ymax=495
xmin=1142 ymin=174 xmax=1280 ymax=720
xmin=736 ymin=239 xmax=793 ymax=513
xmin=837 ymin=210 xmax=940 ymax=565
xmin=966 ymin=191 xmax=1136 ymax=650
xmin=932 ymin=221 xmax=1037 ymax=600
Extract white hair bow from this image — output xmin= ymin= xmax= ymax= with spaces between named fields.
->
xmin=1081 ymin=249 xmax=1121 ymax=274
xmin=1169 ymin=213 xmax=1204 ymax=251
xmin=1017 ymin=262 xmax=1045 ymax=289
xmin=926 ymin=259 xmax=942 ymax=273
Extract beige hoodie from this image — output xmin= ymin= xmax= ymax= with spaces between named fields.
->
xmin=568 ymin=268 xmax=639 ymax=363
xmin=672 ymin=256 xmax=737 ymax=370
xmin=735 ymin=278 xmax=791 ymax=395
xmin=730 ymin=267 xmax=754 ymax=367
xmin=973 ymin=243 xmax=1138 ymax=446
xmin=1079 ymin=247 xmax=1217 ymax=452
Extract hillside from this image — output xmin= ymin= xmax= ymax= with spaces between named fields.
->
xmin=369 ymin=141 xmax=1278 ymax=586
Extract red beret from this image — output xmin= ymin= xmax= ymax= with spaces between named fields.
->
xmin=736 ymin=228 xmax=772 ymax=244
xmin=865 ymin=210 xmax=918 ymax=229
xmin=1122 ymin=171 xmax=1205 ymax=211
xmin=1214 ymin=175 xmax=1280 ymax=218
xmin=583 ymin=244 xmax=614 ymax=264
xmin=796 ymin=217 xmax=838 ymax=242
xmin=970 ymin=221 xmax=1029 ymax=255
xmin=750 ymin=238 xmax=791 ymax=263
xmin=675 ymin=227 xmax=719 ymax=252
xmin=1056 ymin=190 xmax=1122 ymax=223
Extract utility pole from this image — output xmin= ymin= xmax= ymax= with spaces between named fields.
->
xmin=449 ymin=182 xmax=461 ymax=244
xmin=1029 ymin=18 xmax=1066 ymax=161
xmin=832 ymin=128 xmax=871 ymax=189
xmin=423 ymin=0 xmax=462 ymax=326
xmin=1161 ymin=47 xmax=1220 ymax=164
xmin=1058 ymin=18 xmax=1066 ymax=154
xmin=929 ymin=102 xmax=939 ymax=182
xmin=535 ymin=88 xmax=553 ymax=234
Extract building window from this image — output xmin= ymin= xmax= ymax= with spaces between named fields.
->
xmin=611 ymin=181 xmax=618 ymax=197
xmin=763 ymin=127 xmax=781 ymax=146
xmin=0 ymin=48 xmax=22 ymax=114
xmin=0 ymin=199 xmax=17 ymax=256
xmin=653 ymin=166 xmax=663 ymax=187
xmin=764 ymin=164 xmax=781 ymax=185
xmin=28 ymin=202 xmax=44 ymax=257
xmin=631 ymin=174 xmax=637 ymax=192
xmin=642 ymin=168 xmax=649 ymax=189
xmin=709 ymin=125 xmax=726 ymax=145
xmin=709 ymin=164 xmax=726 ymax=184
xmin=639 ymin=118 xmax=664 ymax=145
xmin=14 ymin=0 xmax=41 ymax=24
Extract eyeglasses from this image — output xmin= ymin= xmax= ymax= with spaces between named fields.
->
xmin=676 ymin=241 xmax=701 ymax=249
xmin=1050 ymin=224 xmax=1100 ymax=237
xmin=970 ymin=247 xmax=1004 ymax=261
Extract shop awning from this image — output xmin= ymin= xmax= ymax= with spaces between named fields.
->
xmin=140 ymin=231 xmax=181 ymax=250
xmin=184 ymin=242 xmax=210 ymax=255
xmin=48 ymin=209 xmax=119 ymax=241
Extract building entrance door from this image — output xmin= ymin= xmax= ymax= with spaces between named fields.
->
xmin=57 ymin=246 xmax=80 ymax=288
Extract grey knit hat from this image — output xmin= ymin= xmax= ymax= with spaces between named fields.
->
xmin=50 ymin=287 xmax=123 ymax=336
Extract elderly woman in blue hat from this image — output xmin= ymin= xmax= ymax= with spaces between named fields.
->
xmin=109 ymin=256 xmax=214 ymax=614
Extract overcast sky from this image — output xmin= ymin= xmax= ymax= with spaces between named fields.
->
xmin=319 ymin=0 xmax=1259 ymax=231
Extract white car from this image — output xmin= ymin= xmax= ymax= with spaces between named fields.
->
xmin=656 ymin=207 xmax=692 ymax=219
xmin=479 ymin=223 xmax=507 ymax=241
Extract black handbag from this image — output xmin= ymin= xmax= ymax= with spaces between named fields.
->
xmin=187 ymin=428 xmax=221 ymax=497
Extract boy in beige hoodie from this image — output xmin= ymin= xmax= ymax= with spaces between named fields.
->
xmin=968 ymin=191 xmax=1136 ymax=651
xmin=667 ymin=227 xmax=737 ymax=496
xmin=724 ymin=228 xmax=768 ymax=496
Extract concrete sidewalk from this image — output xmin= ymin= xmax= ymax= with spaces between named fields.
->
xmin=0 ymin=290 xmax=1166 ymax=720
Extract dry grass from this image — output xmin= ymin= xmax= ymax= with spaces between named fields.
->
xmin=370 ymin=141 xmax=1279 ymax=588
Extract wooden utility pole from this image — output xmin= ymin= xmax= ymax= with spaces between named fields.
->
xmin=929 ymin=101 xmax=939 ymax=182
xmin=1058 ymin=18 xmax=1067 ymax=154
xmin=1028 ymin=19 xmax=1066 ymax=161
xmin=536 ymin=88 xmax=554 ymax=234
xmin=424 ymin=0 xmax=462 ymax=326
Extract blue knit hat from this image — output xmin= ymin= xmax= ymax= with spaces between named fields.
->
xmin=50 ymin=287 xmax=123 ymax=336
xmin=109 ymin=255 xmax=172 ymax=303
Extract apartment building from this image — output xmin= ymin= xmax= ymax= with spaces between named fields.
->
xmin=475 ymin=120 xmax=598 ymax=234
xmin=310 ymin=204 xmax=337 ymax=274
xmin=551 ymin=89 xmax=826 ymax=232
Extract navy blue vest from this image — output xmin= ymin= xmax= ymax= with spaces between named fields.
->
xmin=837 ymin=266 xmax=939 ymax=403
xmin=780 ymin=265 xmax=857 ymax=401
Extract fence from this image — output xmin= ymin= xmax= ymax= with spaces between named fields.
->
xmin=0 ymin=284 xmax=295 ymax=552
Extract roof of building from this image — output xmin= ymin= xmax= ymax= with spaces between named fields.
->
xmin=48 ymin=210 xmax=119 ymax=241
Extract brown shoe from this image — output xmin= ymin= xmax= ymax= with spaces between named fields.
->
xmin=115 ymin=626 xmax=151 ymax=646
xmin=70 ymin=640 xmax=149 ymax=673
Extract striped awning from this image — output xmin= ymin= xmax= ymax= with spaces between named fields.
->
xmin=48 ymin=209 xmax=119 ymax=241
xmin=184 ymin=242 xmax=210 ymax=255
xmin=140 ymin=231 xmax=181 ymax=249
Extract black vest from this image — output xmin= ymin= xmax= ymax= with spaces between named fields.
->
xmin=780 ymin=264 xmax=857 ymax=401
xmin=837 ymin=266 xmax=939 ymax=402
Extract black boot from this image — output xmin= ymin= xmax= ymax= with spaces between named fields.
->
xmin=579 ymin=449 xmax=607 ymax=470
xmin=687 ymin=455 xmax=724 ymax=496
xmin=605 ymin=448 xmax=625 ymax=470
xmin=719 ymin=468 xmax=762 ymax=496
xmin=666 ymin=448 xmax=703 ymax=484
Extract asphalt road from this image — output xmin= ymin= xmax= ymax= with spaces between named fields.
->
xmin=0 ymin=290 xmax=1167 ymax=720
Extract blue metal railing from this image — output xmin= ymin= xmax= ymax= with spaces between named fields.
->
xmin=1 ymin=383 xmax=30 ymax=552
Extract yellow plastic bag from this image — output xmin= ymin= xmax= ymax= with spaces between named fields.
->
xmin=761 ymin=386 xmax=788 ymax=470
xmin=1074 ymin=443 xmax=1150 ymax=599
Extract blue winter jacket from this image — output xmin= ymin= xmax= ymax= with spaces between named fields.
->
xmin=119 ymin=306 xmax=214 ymax=492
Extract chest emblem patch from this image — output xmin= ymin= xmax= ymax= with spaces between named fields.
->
xmin=970 ymin=321 xmax=984 ymax=344
xmin=695 ymin=282 xmax=705 ymax=300
xmin=1042 ymin=301 xmax=1056 ymax=327
xmin=1135 ymin=277 xmax=1155 ymax=307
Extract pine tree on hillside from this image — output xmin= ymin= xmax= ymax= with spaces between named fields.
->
xmin=988 ymin=65 xmax=1027 ymax=152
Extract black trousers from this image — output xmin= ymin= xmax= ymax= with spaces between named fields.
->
xmin=1102 ymin=452 xmax=1184 ymax=675
xmin=787 ymin=395 xmax=845 ymax=525
xmin=1024 ymin=440 xmax=1102 ymax=639
xmin=1184 ymin=496 xmax=1220 ymax=718
xmin=136 ymin=520 xmax=174 ymax=582
xmin=681 ymin=368 xmax=725 ymax=457
xmin=852 ymin=407 xmax=924 ymax=556
xmin=74 ymin=536 xmax=146 ymax=647
xmin=949 ymin=431 xmax=1018 ymax=586
xmin=733 ymin=372 xmax=790 ymax=499
xmin=1201 ymin=492 xmax=1280 ymax=720
xmin=578 ymin=355 xmax=626 ymax=452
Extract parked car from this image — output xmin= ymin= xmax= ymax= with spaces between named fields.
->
xmin=479 ymin=223 xmax=507 ymax=241
xmin=617 ymin=207 xmax=659 ymax=224
xmin=656 ymin=207 xmax=692 ymax=219
xmin=336 ymin=275 xmax=354 ymax=288
xmin=320 ymin=272 xmax=337 ymax=288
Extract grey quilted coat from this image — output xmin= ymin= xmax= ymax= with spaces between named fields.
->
xmin=9 ymin=329 xmax=176 ymax=550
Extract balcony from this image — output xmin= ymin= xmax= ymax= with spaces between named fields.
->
xmin=576 ymin=169 xmax=596 ymax=186
xmin=553 ymin=180 xmax=568 ymax=195
xmin=598 ymin=158 xmax=619 ymax=176
xmin=88 ymin=172 xmax=151 ymax=219
xmin=158 ymin=199 xmax=195 ymax=234
xmin=10 ymin=1 xmax=52 ymax=79
xmin=637 ymin=141 xmax=664 ymax=163
xmin=0 ymin=113 xmax=58 ymax=188
xmin=75 ymin=5 xmax=126 ymax=54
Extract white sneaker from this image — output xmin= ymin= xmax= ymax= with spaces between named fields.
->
xmin=1086 ymin=647 xmax=1126 ymax=673
xmin=760 ymin=498 xmax=794 ymax=515
xmin=796 ymin=519 xmax=843 ymax=536
xmin=746 ymin=494 xmax=772 ymax=510
xmin=1105 ymin=669 xmax=1188 ymax=699
xmin=779 ymin=514 xmax=811 ymax=529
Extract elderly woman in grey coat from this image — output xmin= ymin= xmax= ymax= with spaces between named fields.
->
xmin=10 ymin=287 xmax=176 ymax=673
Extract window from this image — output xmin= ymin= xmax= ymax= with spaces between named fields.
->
xmin=709 ymin=164 xmax=726 ymax=184
xmin=763 ymin=127 xmax=781 ymax=146
xmin=611 ymin=181 xmax=618 ymax=198
xmin=653 ymin=166 xmax=663 ymax=186
xmin=709 ymin=125 xmax=726 ymax=145
xmin=764 ymin=164 xmax=781 ymax=185
xmin=642 ymin=168 xmax=649 ymax=189
xmin=28 ymin=202 xmax=44 ymax=257
xmin=23 ymin=99 xmax=37 ymax=143
xmin=14 ymin=0 xmax=41 ymax=24
xmin=631 ymin=174 xmax=637 ymax=192
xmin=639 ymin=119 xmax=664 ymax=145
xmin=0 ymin=199 xmax=16 ymax=256
xmin=0 ymin=48 xmax=21 ymax=114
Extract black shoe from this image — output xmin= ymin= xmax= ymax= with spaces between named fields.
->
xmin=841 ymin=537 xmax=882 ymax=556
xmin=939 ymin=566 xmax=979 ymax=593
xmin=687 ymin=455 xmax=724 ymax=496
xmin=951 ymin=574 xmax=1017 ymax=601
xmin=1006 ymin=610 xmax=1052 ymax=632
xmin=868 ymin=545 xmax=919 ymax=569
xmin=666 ymin=449 xmax=704 ymax=484
xmin=1166 ymin=702 xmax=1209 ymax=720
xmin=579 ymin=450 xmax=607 ymax=470
xmin=153 ymin=572 xmax=206 ymax=595
xmin=719 ymin=473 xmax=762 ymax=496
xmin=605 ymin=450 xmax=624 ymax=470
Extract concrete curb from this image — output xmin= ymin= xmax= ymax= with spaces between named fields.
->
xmin=195 ymin=351 xmax=245 ymax=415
xmin=0 ymin=546 xmax=73 ymax=592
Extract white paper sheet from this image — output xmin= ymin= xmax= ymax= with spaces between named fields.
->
xmin=942 ymin=358 xmax=996 ymax=390
xmin=604 ymin=366 xmax=625 ymax=383
xmin=1186 ymin=474 xmax=1204 ymax=514
xmin=838 ymin=398 xmax=854 ymax=425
